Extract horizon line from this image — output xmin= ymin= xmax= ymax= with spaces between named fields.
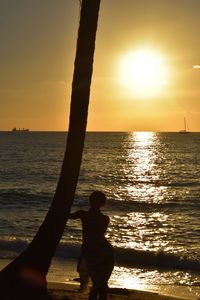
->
xmin=0 ymin=130 xmax=200 ymax=133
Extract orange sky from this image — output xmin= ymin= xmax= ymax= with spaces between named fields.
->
xmin=0 ymin=0 xmax=200 ymax=132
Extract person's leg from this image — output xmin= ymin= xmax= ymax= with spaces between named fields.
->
xmin=88 ymin=288 xmax=98 ymax=300
xmin=78 ymin=257 xmax=90 ymax=292
xmin=98 ymin=285 xmax=108 ymax=300
xmin=88 ymin=285 xmax=108 ymax=300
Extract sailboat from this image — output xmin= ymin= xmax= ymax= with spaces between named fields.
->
xmin=179 ymin=117 xmax=189 ymax=133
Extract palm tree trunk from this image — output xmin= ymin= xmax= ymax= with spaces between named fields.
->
xmin=0 ymin=0 xmax=101 ymax=298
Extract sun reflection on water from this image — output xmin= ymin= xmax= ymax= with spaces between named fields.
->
xmin=110 ymin=267 xmax=200 ymax=299
xmin=127 ymin=131 xmax=157 ymax=181
xmin=110 ymin=266 xmax=147 ymax=290
xmin=110 ymin=211 xmax=169 ymax=251
xmin=124 ymin=131 xmax=167 ymax=203
xmin=107 ymin=132 xmax=172 ymax=252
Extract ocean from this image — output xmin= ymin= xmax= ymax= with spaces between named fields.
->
xmin=0 ymin=131 xmax=200 ymax=298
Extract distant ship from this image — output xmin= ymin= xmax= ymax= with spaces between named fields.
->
xmin=12 ymin=127 xmax=30 ymax=132
xmin=179 ymin=117 xmax=190 ymax=134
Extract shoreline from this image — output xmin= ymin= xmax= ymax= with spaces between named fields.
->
xmin=47 ymin=281 xmax=200 ymax=300
xmin=46 ymin=258 xmax=200 ymax=300
xmin=1 ymin=259 xmax=199 ymax=299
xmin=47 ymin=282 xmax=195 ymax=300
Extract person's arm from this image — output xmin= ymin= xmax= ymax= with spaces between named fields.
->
xmin=103 ymin=215 xmax=110 ymax=232
xmin=68 ymin=210 xmax=85 ymax=219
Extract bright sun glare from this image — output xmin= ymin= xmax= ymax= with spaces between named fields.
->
xmin=119 ymin=48 xmax=169 ymax=98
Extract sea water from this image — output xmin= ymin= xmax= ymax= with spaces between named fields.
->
xmin=0 ymin=132 xmax=200 ymax=297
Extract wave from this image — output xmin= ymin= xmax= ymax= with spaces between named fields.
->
xmin=0 ymin=239 xmax=29 ymax=259
xmin=57 ymin=244 xmax=200 ymax=272
xmin=1 ymin=189 xmax=199 ymax=215
xmin=166 ymin=181 xmax=200 ymax=187
xmin=114 ymin=247 xmax=200 ymax=272
xmin=1 ymin=238 xmax=199 ymax=273
xmin=0 ymin=189 xmax=52 ymax=206
xmin=108 ymin=199 xmax=200 ymax=214
xmin=0 ymin=239 xmax=80 ymax=260
xmin=125 ymin=180 xmax=200 ymax=188
xmin=1 ymin=185 xmax=199 ymax=211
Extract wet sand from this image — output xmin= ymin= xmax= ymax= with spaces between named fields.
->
xmin=48 ymin=282 xmax=192 ymax=300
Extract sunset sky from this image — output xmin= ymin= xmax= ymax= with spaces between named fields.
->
xmin=1 ymin=0 xmax=200 ymax=131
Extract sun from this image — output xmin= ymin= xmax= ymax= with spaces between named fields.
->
xmin=119 ymin=48 xmax=169 ymax=98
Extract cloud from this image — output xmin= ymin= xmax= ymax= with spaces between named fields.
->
xmin=193 ymin=65 xmax=200 ymax=69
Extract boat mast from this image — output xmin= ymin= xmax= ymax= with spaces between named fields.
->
xmin=184 ymin=117 xmax=186 ymax=131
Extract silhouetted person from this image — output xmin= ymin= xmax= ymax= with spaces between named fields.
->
xmin=69 ymin=191 xmax=114 ymax=300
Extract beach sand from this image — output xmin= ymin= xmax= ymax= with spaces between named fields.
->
xmin=1 ymin=259 xmax=199 ymax=300
xmin=46 ymin=258 xmax=200 ymax=300
xmin=47 ymin=282 xmax=194 ymax=300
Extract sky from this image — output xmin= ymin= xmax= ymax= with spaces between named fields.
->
xmin=0 ymin=0 xmax=200 ymax=132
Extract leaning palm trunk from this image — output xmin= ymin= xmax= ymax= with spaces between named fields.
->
xmin=0 ymin=0 xmax=101 ymax=298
